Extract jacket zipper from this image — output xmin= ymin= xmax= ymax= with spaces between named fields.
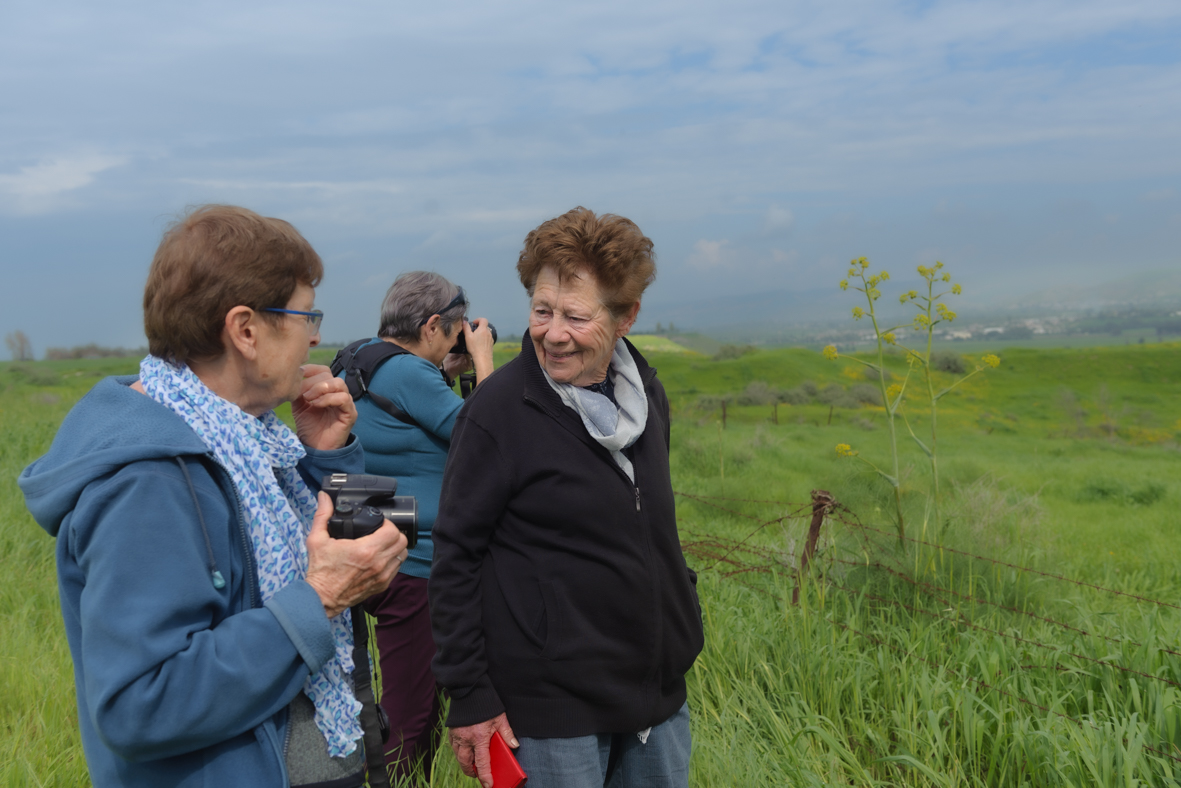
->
xmin=525 ymin=380 xmax=662 ymax=694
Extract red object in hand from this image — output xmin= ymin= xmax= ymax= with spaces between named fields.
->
xmin=490 ymin=730 xmax=527 ymax=787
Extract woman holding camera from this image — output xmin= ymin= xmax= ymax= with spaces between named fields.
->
xmin=20 ymin=205 xmax=408 ymax=788
xmin=345 ymin=271 xmax=494 ymax=782
xmin=431 ymin=208 xmax=703 ymax=788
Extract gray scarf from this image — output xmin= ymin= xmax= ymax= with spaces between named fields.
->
xmin=541 ymin=339 xmax=648 ymax=482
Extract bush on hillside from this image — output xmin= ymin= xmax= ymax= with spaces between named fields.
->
xmin=932 ymin=351 xmax=966 ymax=374
xmin=778 ymin=387 xmax=812 ymax=405
xmin=737 ymin=381 xmax=776 ymax=406
xmin=818 ymin=383 xmax=861 ymax=409
xmin=849 ymin=383 xmax=882 ymax=406
xmin=712 ymin=344 xmax=757 ymax=361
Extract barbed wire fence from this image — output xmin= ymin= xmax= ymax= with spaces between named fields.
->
xmin=676 ymin=489 xmax=1181 ymax=766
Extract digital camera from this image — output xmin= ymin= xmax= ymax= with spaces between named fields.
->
xmin=450 ymin=321 xmax=497 ymax=355
xmin=321 ymin=473 xmax=418 ymax=548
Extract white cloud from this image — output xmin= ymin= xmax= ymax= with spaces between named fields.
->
xmin=688 ymin=239 xmax=735 ymax=270
xmin=764 ymin=205 xmax=795 ymax=234
xmin=0 ymin=155 xmax=126 ymax=214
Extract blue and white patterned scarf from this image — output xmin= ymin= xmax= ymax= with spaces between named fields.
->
xmin=140 ymin=355 xmax=363 ymax=757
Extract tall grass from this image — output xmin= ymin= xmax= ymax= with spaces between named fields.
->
xmin=3 ymin=350 xmax=1181 ymax=786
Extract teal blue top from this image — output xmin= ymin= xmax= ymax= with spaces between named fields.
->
xmin=346 ymin=341 xmax=464 ymax=579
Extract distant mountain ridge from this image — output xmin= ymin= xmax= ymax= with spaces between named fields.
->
xmin=1002 ymin=269 xmax=1181 ymax=311
xmin=641 ymin=268 xmax=1181 ymax=336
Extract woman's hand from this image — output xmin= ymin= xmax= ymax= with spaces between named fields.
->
xmin=305 ymin=492 xmax=409 ymax=618
xmin=292 ymin=365 xmax=357 ymax=451
xmin=442 ymin=352 xmax=473 ymax=381
xmin=464 ymin=318 xmax=496 ymax=385
xmin=448 ymin=713 xmax=518 ymax=788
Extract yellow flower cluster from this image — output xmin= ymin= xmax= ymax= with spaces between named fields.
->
xmin=822 ymin=345 xmax=839 ymax=360
xmin=886 ymin=384 xmax=903 ymax=402
xmin=952 ymin=283 xmax=963 ymax=295
xmin=982 ymin=354 xmax=1000 ymax=368
xmin=852 ymin=306 xmax=865 ymax=319
xmin=835 ymin=443 xmax=859 ymax=457
xmin=936 ymin=302 xmax=957 ymax=322
xmin=882 ymin=332 xmax=897 ymax=345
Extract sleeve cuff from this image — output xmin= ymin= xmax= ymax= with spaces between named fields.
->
xmin=303 ymin=432 xmax=360 ymax=459
xmin=443 ymin=674 xmax=505 ymax=728
xmin=265 ymin=580 xmax=335 ymax=674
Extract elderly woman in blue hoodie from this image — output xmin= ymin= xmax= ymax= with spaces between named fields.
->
xmin=19 ymin=205 xmax=408 ymax=788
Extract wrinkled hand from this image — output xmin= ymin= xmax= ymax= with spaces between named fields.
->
xmin=442 ymin=352 xmax=473 ymax=380
xmin=305 ymin=492 xmax=408 ymax=618
xmin=293 ymin=365 xmax=357 ymax=451
xmin=448 ymin=713 xmax=518 ymax=788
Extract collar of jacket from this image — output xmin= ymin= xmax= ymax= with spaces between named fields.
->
xmin=517 ymin=332 xmax=658 ymax=454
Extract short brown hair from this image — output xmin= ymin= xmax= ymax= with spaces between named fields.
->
xmin=517 ymin=207 xmax=655 ymax=318
xmin=144 ymin=205 xmax=323 ymax=363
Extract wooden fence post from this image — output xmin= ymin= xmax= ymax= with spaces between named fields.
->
xmin=793 ymin=489 xmax=836 ymax=605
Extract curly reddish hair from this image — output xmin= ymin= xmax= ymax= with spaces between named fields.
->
xmin=516 ymin=207 xmax=655 ymax=318
xmin=143 ymin=205 xmax=323 ymax=363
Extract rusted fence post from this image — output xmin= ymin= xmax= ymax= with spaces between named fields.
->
xmin=793 ymin=489 xmax=836 ymax=605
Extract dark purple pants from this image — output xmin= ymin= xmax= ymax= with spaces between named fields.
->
xmin=363 ymin=573 xmax=442 ymax=785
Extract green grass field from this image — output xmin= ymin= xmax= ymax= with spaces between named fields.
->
xmin=2 ymin=343 xmax=1179 ymax=785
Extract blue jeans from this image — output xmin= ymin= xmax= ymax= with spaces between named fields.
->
xmin=513 ymin=703 xmax=690 ymax=788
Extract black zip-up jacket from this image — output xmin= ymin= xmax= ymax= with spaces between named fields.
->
xmin=430 ymin=336 xmax=704 ymax=737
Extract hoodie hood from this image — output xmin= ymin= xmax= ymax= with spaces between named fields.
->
xmin=19 ymin=375 xmax=209 ymax=537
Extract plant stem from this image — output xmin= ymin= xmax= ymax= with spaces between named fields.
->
xmin=864 ymin=279 xmax=905 ymax=544
xmin=922 ymin=281 xmax=941 ymax=536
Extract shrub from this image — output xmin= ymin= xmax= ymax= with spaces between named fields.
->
xmin=849 ymin=384 xmax=882 ymax=406
xmin=737 ymin=381 xmax=776 ymax=406
xmin=778 ymin=387 xmax=811 ymax=406
xmin=932 ymin=351 xmax=966 ymax=374
xmin=712 ymin=344 xmax=757 ymax=361
xmin=818 ymin=384 xmax=860 ymax=409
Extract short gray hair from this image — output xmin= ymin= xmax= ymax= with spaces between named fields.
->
xmin=377 ymin=271 xmax=467 ymax=341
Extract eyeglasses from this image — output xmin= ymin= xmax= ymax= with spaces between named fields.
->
xmin=417 ymin=287 xmax=468 ymax=327
xmin=264 ymin=308 xmax=324 ymax=334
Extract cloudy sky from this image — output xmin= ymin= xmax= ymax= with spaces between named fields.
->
xmin=2 ymin=0 xmax=1179 ymax=352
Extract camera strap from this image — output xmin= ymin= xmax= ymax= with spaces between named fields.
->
xmin=331 ymin=339 xmax=421 ymax=429
xmin=351 ymin=604 xmax=392 ymax=788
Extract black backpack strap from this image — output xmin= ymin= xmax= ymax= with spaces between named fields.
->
xmin=331 ymin=339 xmax=420 ymax=429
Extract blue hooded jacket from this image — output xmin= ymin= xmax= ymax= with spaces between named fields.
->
xmin=19 ymin=376 xmax=364 ymax=788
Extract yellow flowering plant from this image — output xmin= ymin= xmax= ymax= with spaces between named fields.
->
xmin=898 ymin=262 xmax=999 ymax=535
xmin=827 ymin=258 xmax=1001 ymax=543
xmin=826 ymin=257 xmax=912 ymax=542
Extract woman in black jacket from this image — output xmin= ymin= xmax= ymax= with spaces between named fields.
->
xmin=430 ymin=207 xmax=703 ymax=788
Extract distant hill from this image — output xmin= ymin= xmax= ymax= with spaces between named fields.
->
xmin=639 ymin=268 xmax=1181 ymax=345
xmin=1002 ymin=268 xmax=1181 ymax=311
xmin=627 ymin=335 xmax=701 ymax=355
